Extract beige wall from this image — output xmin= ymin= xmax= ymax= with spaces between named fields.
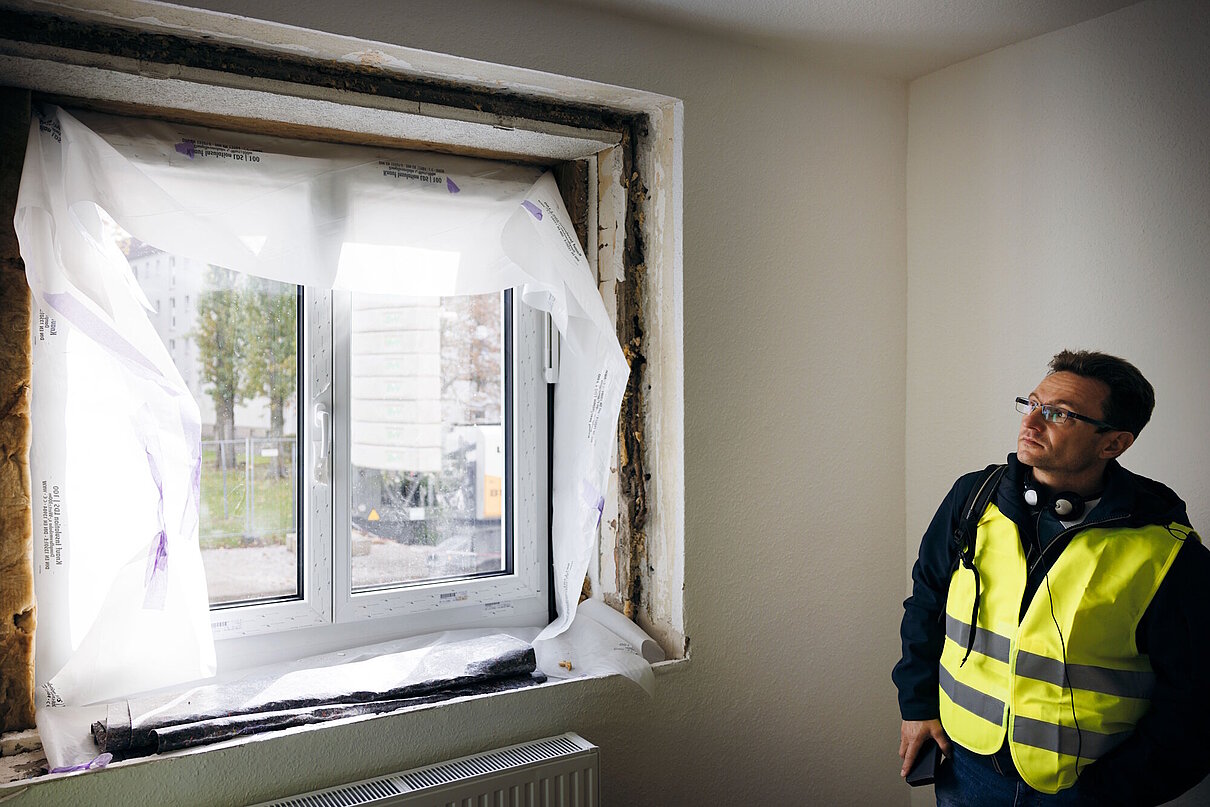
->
xmin=12 ymin=1 xmax=911 ymax=805
xmin=906 ymin=1 xmax=1210 ymax=804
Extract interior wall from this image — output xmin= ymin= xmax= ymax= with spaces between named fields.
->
xmin=906 ymin=1 xmax=1210 ymax=804
xmin=11 ymin=1 xmax=910 ymax=804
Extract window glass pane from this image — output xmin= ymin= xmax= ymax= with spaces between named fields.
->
xmin=350 ymin=292 xmax=505 ymax=591
xmin=104 ymin=214 xmax=300 ymax=606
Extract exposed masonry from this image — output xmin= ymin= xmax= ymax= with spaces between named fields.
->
xmin=0 ymin=87 xmax=33 ymax=735
xmin=0 ymin=8 xmax=637 ymax=135
xmin=551 ymin=161 xmax=589 ymax=257
xmin=0 ymin=7 xmax=655 ymax=725
xmin=615 ymin=127 xmax=650 ymax=621
xmin=548 ymin=141 xmax=650 ymax=622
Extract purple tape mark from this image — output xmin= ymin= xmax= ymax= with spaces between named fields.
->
xmin=174 ymin=139 xmax=195 ymax=159
xmin=44 ymin=293 xmax=160 ymax=374
xmin=580 ymin=481 xmax=606 ymax=528
xmin=140 ymin=422 xmax=170 ymax=611
xmin=50 ymin=753 xmax=113 ymax=774
xmin=446 ymin=177 xmax=461 ymax=194
xmin=144 ymin=528 xmax=169 ymax=610
xmin=522 ymin=200 xmax=543 ymax=220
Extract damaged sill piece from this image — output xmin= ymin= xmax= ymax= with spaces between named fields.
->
xmin=0 ymin=729 xmax=44 ymax=783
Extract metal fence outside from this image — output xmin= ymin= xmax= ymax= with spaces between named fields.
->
xmin=199 ymin=437 xmax=297 ymax=547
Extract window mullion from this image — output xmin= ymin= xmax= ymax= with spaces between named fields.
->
xmin=307 ymin=287 xmax=336 ymax=624
xmin=331 ymin=290 xmax=355 ymax=622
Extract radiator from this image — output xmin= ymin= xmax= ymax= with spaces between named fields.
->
xmin=253 ymin=733 xmax=599 ymax=807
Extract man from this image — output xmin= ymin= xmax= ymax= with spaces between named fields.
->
xmin=894 ymin=350 xmax=1210 ymax=805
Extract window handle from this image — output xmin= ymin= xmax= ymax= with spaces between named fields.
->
xmin=313 ymin=403 xmax=331 ymax=485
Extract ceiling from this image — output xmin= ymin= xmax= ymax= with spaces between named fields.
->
xmin=558 ymin=0 xmax=1141 ymax=79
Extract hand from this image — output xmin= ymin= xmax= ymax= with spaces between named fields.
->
xmin=899 ymin=719 xmax=951 ymax=778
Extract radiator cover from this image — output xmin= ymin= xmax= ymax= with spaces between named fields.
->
xmin=253 ymin=733 xmax=599 ymax=807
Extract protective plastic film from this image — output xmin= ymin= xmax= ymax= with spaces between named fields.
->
xmin=15 ymin=105 xmax=628 ymax=708
xmin=18 ymin=113 xmax=214 ymax=707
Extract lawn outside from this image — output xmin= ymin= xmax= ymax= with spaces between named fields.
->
xmin=197 ymin=438 xmax=503 ymax=604
xmin=201 ymin=531 xmax=497 ymax=603
xmin=199 ymin=438 xmax=297 ymax=550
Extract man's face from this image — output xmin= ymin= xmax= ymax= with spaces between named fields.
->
xmin=1017 ymin=371 xmax=1118 ymax=478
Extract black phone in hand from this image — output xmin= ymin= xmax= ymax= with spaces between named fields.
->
xmin=906 ymin=737 xmax=943 ymax=787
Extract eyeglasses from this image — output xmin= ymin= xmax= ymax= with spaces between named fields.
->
xmin=1015 ymin=397 xmax=1119 ymax=431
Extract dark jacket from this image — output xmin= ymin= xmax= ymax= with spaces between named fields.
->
xmin=893 ymin=453 xmax=1210 ymax=806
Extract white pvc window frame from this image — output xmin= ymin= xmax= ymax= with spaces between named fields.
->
xmin=328 ymin=289 xmax=550 ymax=626
xmin=205 ymin=288 xmax=331 ymax=644
xmin=204 ymin=235 xmax=553 ymax=674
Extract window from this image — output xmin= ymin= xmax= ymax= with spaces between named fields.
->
xmin=97 ymin=232 xmax=550 ymax=647
xmin=4 ymin=8 xmax=684 ymax=775
xmin=324 ymin=287 xmax=549 ymax=635
xmin=81 ymin=133 xmax=554 ymax=670
xmin=6 ymin=5 xmax=685 ymax=731
xmin=24 ymin=103 xmax=639 ymax=700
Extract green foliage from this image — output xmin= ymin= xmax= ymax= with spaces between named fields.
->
xmin=193 ymin=266 xmax=246 ymax=455
xmin=192 ymin=269 xmax=297 ymax=462
xmin=241 ymin=280 xmax=298 ymax=440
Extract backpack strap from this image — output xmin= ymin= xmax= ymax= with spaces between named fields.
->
xmin=950 ymin=463 xmax=1007 ymax=666
xmin=954 ymin=463 xmax=1008 ymax=561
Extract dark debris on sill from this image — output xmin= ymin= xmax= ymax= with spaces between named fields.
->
xmin=1 ymin=729 xmax=47 ymax=783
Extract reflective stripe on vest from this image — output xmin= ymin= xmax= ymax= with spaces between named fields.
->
xmin=945 ymin=614 xmax=1010 ymax=663
xmin=1014 ymin=651 xmax=1156 ymax=701
xmin=1011 ymin=716 xmax=1132 ymax=760
xmin=939 ymin=664 xmax=1005 ymax=726
xmin=943 ymin=616 xmax=1158 ymax=700
xmin=938 ymin=504 xmax=1185 ymax=794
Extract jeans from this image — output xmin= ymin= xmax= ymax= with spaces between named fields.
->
xmin=935 ymin=744 xmax=1090 ymax=807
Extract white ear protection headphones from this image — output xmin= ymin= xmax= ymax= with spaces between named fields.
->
xmin=1023 ymin=476 xmax=1087 ymax=520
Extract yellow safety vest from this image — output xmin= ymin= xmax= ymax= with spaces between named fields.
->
xmin=938 ymin=504 xmax=1185 ymax=793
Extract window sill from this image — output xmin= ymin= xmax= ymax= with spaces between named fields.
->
xmin=1 ymin=657 xmax=689 ymax=798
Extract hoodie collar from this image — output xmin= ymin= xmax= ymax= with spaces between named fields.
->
xmin=998 ymin=453 xmax=1189 ymax=528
